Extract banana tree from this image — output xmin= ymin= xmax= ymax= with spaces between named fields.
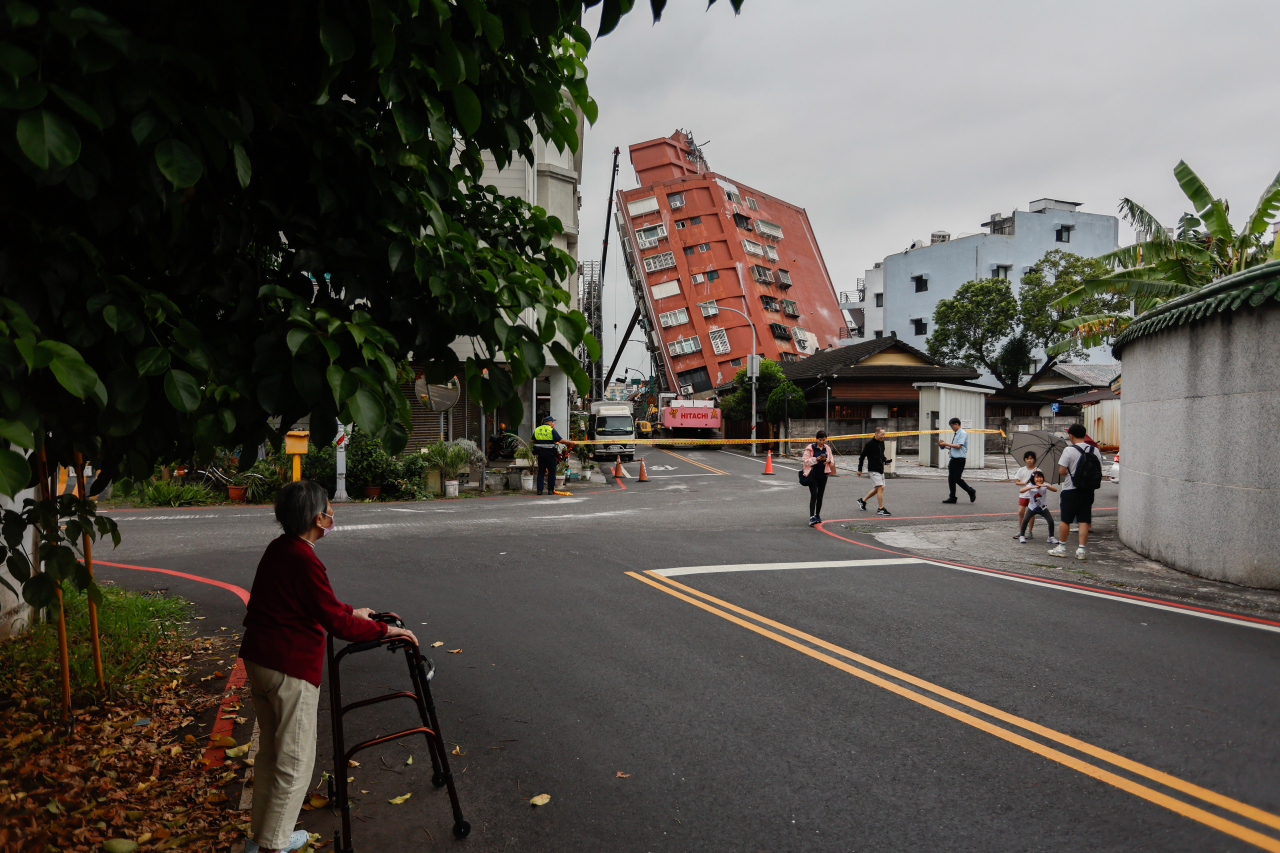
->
xmin=1049 ymin=161 xmax=1280 ymax=353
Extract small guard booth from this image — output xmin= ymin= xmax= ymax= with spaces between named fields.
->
xmin=913 ymin=382 xmax=996 ymax=469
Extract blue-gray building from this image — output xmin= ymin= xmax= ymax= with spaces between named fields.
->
xmin=877 ymin=199 xmax=1119 ymax=374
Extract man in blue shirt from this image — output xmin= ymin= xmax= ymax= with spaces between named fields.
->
xmin=938 ymin=417 xmax=977 ymax=504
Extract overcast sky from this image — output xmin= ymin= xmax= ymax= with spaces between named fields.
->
xmin=573 ymin=0 xmax=1279 ymax=381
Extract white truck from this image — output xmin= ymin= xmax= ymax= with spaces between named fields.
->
xmin=589 ymin=402 xmax=636 ymax=462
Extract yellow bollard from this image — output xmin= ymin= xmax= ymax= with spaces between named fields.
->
xmin=285 ymin=430 xmax=310 ymax=483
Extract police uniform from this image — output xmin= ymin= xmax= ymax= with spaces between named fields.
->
xmin=532 ymin=420 xmax=562 ymax=495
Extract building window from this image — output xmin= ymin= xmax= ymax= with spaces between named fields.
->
xmin=709 ymin=328 xmax=730 ymax=354
xmin=627 ymin=196 xmax=658 ymax=217
xmin=912 ymin=275 xmax=928 ymax=292
xmin=777 ymin=269 xmax=793 ymax=286
xmin=677 ymin=366 xmax=712 ymax=394
xmin=706 ymin=270 xmax=720 ymax=281
xmin=760 ymin=295 xmax=780 ymax=312
xmin=690 ymin=273 xmax=705 ymax=284
xmin=746 ymin=197 xmax=758 ymax=211
xmin=698 ymin=300 xmax=718 ymax=316
xmin=729 ymin=357 xmax=743 ymax=367
xmin=1056 ymin=225 xmax=1073 ymax=243
xmin=683 ymin=246 xmax=695 ymax=256
xmin=651 ymin=281 xmax=681 ymax=300
xmin=726 ymin=190 xmax=742 ymax=204
xmin=659 ymin=308 xmax=689 ymax=328
xmin=675 ymin=220 xmax=687 ymax=230
xmin=873 ymin=330 xmax=883 ymax=338
xmin=912 ymin=318 xmax=927 ymax=335
xmin=643 ymin=251 xmax=676 ymax=273
xmin=874 ymin=293 xmax=884 ymax=307
xmin=780 ymin=299 xmax=800 ymax=317
xmin=732 ymin=212 xmax=753 ymax=231
xmin=750 ymin=265 xmax=775 ymax=284
xmin=667 ymin=336 xmax=702 ymax=356
xmin=698 ymin=243 xmax=710 ymax=252
xmin=993 ymin=264 xmax=1011 ymax=279
xmin=668 ymin=192 xmax=685 ymax=209
xmin=764 ymin=245 xmax=779 ymax=261
xmin=689 ymin=216 xmax=702 ymax=224
xmin=742 ymin=239 xmax=764 ymax=256
xmin=754 ymin=220 xmax=784 ymax=239
xmin=769 ymin=322 xmax=791 ymax=340
xmin=778 ymin=351 xmax=800 ymax=363
xmin=636 ymin=224 xmax=667 ymax=248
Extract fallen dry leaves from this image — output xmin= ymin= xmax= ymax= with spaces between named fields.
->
xmin=0 ymin=632 xmax=250 ymax=852
xmin=529 ymin=794 xmax=550 ymax=807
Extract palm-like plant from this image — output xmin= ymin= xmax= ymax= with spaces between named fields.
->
xmin=1049 ymin=161 xmax=1280 ymax=353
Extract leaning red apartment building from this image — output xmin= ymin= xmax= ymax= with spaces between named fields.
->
xmin=615 ymin=130 xmax=848 ymax=395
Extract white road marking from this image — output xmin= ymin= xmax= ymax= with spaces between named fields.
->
xmin=528 ymin=510 xmax=636 ymax=520
xmin=654 ymin=558 xmax=924 ymax=577
xmin=716 ymin=449 xmax=801 ymax=471
xmin=644 ymin=474 xmax=722 ymax=478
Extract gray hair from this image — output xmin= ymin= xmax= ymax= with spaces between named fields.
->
xmin=275 ymin=480 xmax=330 ymax=536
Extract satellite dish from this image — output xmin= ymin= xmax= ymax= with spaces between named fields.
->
xmin=414 ymin=375 xmax=460 ymax=412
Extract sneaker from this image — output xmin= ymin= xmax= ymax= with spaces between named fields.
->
xmin=1018 ymin=535 xmax=1026 ymax=544
xmin=1025 ymin=532 xmax=1034 ymax=540
xmin=942 ymin=497 xmax=958 ymax=504
xmin=814 ymin=515 xmax=823 ymax=525
xmin=245 ymin=831 xmax=311 ymax=853
xmin=1047 ymin=545 xmax=1067 ymax=558
xmin=857 ymin=498 xmax=868 ymax=511
xmin=877 ymin=507 xmax=892 ymax=516
xmin=1047 ymin=536 xmax=1060 ymax=545
xmin=808 ymin=515 xmax=818 ymax=527
xmin=969 ymin=489 xmax=977 ymax=503
xmin=1075 ymin=547 xmax=1087 ymax=561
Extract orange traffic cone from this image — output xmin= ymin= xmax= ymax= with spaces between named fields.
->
xmin=762 ymin=449 xmax=775 ymax=475
xmin=613 ymin=455 xmax=622 ymax=478
xmin=616 ymin=455 xmax=631 ymax=479
xmin=638 ymin=458 xmax=650 ymax=482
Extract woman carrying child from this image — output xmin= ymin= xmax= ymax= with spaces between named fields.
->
xmin=1018 ymin=470 xmax=1062 ymax=545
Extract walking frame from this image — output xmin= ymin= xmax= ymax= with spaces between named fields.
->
xmin=326 ymin=612 xmax=470 ymax=849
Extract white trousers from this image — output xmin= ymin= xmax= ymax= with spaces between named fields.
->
xmin=246 ymin=661 xmax=319 ymax=850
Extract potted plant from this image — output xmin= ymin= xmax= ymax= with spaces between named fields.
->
xmin=507 ymin=434 xmax=536 ymax=491
xmin=424 ymin=440 xmax=478 ymax=498
xmin=226 ymin=471 xmax=249 ymax=502
xmin=555 ymin=458 xmax=570 ymax=489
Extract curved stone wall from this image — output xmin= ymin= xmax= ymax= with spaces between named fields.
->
xmin=1118 ymin=299 xmax=1280 ymax=588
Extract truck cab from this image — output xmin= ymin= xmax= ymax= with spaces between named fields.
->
xmin=589 ymin=403 xmax=636 ymax=462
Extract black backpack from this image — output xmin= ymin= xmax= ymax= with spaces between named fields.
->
xmin=1073 ymin=445 xmax=1104 ymax=491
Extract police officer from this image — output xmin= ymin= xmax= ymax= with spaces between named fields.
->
xmin=532 ymin=415 xmax=574 ymax=496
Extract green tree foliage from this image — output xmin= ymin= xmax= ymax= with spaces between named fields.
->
xmin=719 ymin=359 xmax=785 ymax=421
xmin=0 ymin=0 xmax=741 ymax=610
xmin=765 ymin=381 xmax=806 ymax=424
xmin=926 ymin=279 xmax=1019 ymax=388
xmin=1051 ymin=160 xmax=1280 ymax=352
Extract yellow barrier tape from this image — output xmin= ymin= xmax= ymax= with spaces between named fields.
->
xmin=569 ymin=429 xmax=1006 ymax=446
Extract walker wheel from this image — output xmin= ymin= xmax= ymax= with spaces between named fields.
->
xmin=432 ymin=770 xmax=446 ymax=788
xmin=453 ymin=820 xmax=471 ymax=838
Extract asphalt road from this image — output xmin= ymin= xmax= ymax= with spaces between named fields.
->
xmin=96 ymin=449 xmax=1280 ymax=852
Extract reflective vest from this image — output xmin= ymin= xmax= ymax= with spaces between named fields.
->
xmin=533 ymin=424 xmax=556 ymax=450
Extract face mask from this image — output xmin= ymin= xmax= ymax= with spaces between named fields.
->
xmin=320 ymin=511 xmax=336 ymax=538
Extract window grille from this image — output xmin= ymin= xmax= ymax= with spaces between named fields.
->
xmin=777 ymin=269 xmax=792 ymax=286
xmin=754 ymin=220 xmax=784 ymax=240
xmin=659 ymin=308 xmax=689 ymax=328
xmin=666 ymin=336 xmax=702 ymax=356
xmin=690 ymin=273 xmax=705 ymax=284
xmin=742 ymin=239 xmax=764 ymax=257
xmin=790 ymin=326 xmax=810 ymax=351
xmin=781 ymin=299 xmax=799 ymax=317
xmin=760 ymin=295 xmax=780 ymax=312
xmin=709 ymin=328 xmax=730 ymax=354
xmin=769 ymin=322 xmax=791 ymax=340
xmin=668 ymin=193 xmax=685 ymax=209
xmin=746 ymin=197 xmax=758 ymax=211
xmin=750 ymin=265 xmax=775 ymax=284
xmin=698 ymin=300 xmax=718 ymax=316
xmin=643 ymin=251 xmax=676 ymax=273
xmin=764 ymin=245 xmax=779 ymax=261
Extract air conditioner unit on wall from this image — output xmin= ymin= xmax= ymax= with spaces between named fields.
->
xmin=680 ymin=385 xmax=694 ymax=395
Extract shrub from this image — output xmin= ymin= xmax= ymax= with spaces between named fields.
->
xmin=136 ymin=479 xmax=218 ymax=507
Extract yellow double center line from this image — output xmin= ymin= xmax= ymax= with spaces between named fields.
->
xmin=657 ymin=448 xmax=730 ymax=476
xmin=627 ymin=570 xmax=1280 ymax=851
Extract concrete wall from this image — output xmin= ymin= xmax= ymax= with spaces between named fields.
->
xmin=881 ymin=208 xmax=1119 ymax=375
xmin=1118 ymin=300 xmax=1280 ymax=588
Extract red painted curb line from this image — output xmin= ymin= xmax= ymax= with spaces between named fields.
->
xmin=93 ymin=560 xmax=250 ymax=605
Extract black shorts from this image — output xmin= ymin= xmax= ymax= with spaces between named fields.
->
xmin=1060 ymin=488 xmax=1095 ymax=525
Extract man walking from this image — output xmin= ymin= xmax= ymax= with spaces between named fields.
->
xmin=1049 ymin=423 xmax=1103 ymax=560
xmin=532 ymin=415 xmax=573 ymax=496
xmin=938 ymin=417 xmax=977 ymax=504
xmin=857 ymin=427 xmax=893 ymax=516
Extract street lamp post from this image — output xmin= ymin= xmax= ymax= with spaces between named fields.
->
xmin=714 ymin=304 xmax=760 ymax=457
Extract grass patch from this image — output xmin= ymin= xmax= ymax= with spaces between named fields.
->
xmin=0 ymin=582 xmax=189 ymax=708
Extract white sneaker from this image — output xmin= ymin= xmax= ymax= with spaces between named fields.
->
xmin=1047 ymin=537 xmax=1060 ymax=545
xmin=1075 ymin=547 xmax=1087 ymax=561
xmin=1048 ymin=545 xmax=1067 ymax=558
xmin=1018 ymin=535 xmax=1026 ymax=544
xmin=245 ymin=831 xmax=311 ymax=853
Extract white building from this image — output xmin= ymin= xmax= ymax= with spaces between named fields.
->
xmin=450 ymin=121 xmax=585 ymax=442
xmin=845 ymin=199 xmax=1120 ymax=373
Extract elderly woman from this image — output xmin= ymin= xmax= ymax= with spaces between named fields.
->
xmin=238 ymin=480 xmax=418 ymax=853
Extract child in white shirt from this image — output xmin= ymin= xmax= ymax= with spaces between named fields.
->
xmin=1018 ymin=471 xmax=1061 ymax=545
xmin=1013 ymin=451 xmax=1039 ymax=539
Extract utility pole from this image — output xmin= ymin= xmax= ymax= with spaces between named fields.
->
xmin=714 ymin=303 xmax=760 ymax=457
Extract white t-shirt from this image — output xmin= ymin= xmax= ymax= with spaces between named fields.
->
xmin=1059 ymin=443 xmax=1099 ymax=491
xmin=1015 ymin=466 xmax=1036 ymax=487
xmin=1024 ymin=484 xmax=1050 ymax=511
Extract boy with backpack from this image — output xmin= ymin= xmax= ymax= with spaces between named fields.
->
xmin=1049 ymin=423 xmax=1104 ymax=560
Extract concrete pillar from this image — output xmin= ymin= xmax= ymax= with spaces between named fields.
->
xmin=334 ymin=423 xmax=350 ymax=502
xmin=549 ymin=369 xmax=569 ymax=436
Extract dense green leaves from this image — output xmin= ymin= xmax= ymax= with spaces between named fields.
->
xmin=16 ymin=109 xmax=80 ymax=169
xmin=153 ymin=139 xmax=203 ymax=190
